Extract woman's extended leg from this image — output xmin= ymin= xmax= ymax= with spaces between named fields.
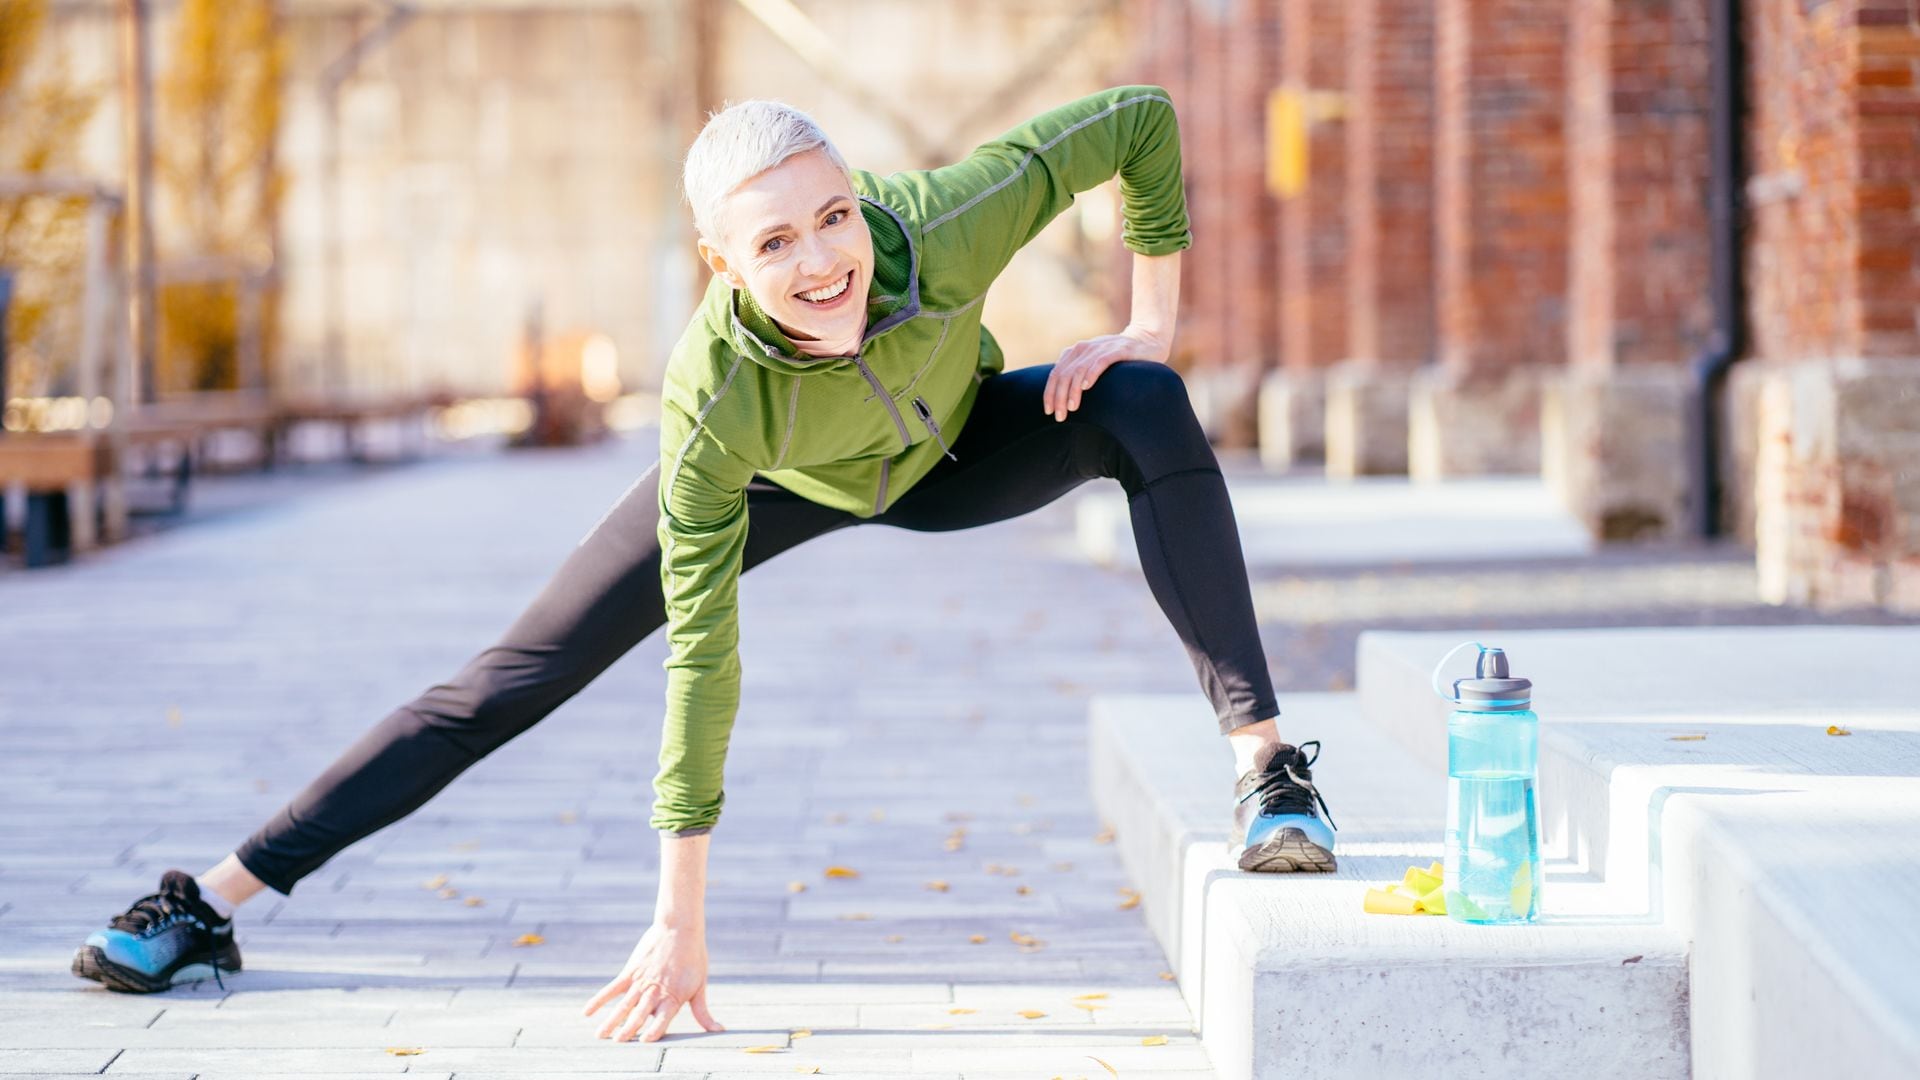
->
xmin=879 ymin=360 xmax=1335 ymax=872
xmin=877 ymin=360 xmax=1280 ymax=734
xmin=229 ymin=463 xmax=857 ymax=897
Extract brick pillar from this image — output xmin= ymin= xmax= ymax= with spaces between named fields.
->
xmin=1748 ymin=0 xmax=1920 ymax=614
xmin=1259 ymin=0 xmax=1346 ymax=469
xmin=1224 ymin=0 xmax=1282 ymax=371
xmin=1326 ymin=0 xmax=1434 ymax=478
xmin=1541 ymin=0 xmax=1713 ymax=538
xmin=1413 ymin=0 xmax=1570 ymax=479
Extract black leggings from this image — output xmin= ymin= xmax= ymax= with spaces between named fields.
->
xmin=235 ymin=360 xmax=1280 ymax=894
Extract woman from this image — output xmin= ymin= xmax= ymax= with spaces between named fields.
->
xmin=71 ymin=84 xmax=1339 ymax=1044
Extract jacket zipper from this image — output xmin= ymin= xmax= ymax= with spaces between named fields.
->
xmin=851 ymin=354 xmax=911 ymax=449
xmin=911 ymin=396 xmax=958 ymax=462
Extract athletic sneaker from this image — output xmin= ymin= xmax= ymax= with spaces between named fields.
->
xmin=1232 ymin=740 xmax=1338 ymax=873
xmin=71 ymin=869 xmax=241 ymax=992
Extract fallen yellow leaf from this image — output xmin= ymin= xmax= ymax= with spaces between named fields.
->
xmin=463 ymin=897 xmax=485 ymax=908
xmin=437 ymin=888 xmax=460 ymax=900
xmin=1158 ymin=971 xmax=1176 ymax=981
xmin=1668 ymin=734 xmax=1708 ymax=741
xmin=1009 ymin=931 xmax=1043 ymax=946
xmin=1016 ymin=885 xmax=1033 ymax=895
xmin=1017 ymin=1009 xmax=1047 ymax=1019
xmin=838 ymin=912 xmax=872 ymax=921
xmin=1094 ymin=825 xmax=1116 ymax=844
xmin=884 ymin=934 xmax=904 ymax=943
xmin=1072 ymin=992 xmax=1110 ymax=1001
xmin=796 ymin=1067 xmax=823 ymax=1074
xmin=948 ymin=1006 xmax=978 ymax=1014
xmin=789 ymin=1027 xmax=812 ymax=1038
xmin=385 ymin=1047 xmax=426 ymax=1056
xmin=422 ymin=874 xmax=449 ymax=890
xmin=743 ymin=1044 xmax=786 ymax=1053
xmin=1142 ymin=1033 xmax=1169 ymax=1046
xmin=968 ymin=934 xmax=987 ymax=944
xmin=925 ymin=880 xmax=950 ymax=892
xmin=1828 ymin=725 xmax=1852 ymax=736
xmin=823 ymin=865 xmax=860 ymax=879
xmin=1087 ymin=1055 xmax=1119 ymax=1077
xmin=512 ymin=933 xmax=545 ymax=947
xmin=1117 ymin=888 xmax=1141 ymax=910
xmin=787 ymin=881 xmax=808 ymax=893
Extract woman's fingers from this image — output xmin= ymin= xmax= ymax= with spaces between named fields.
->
xmin=1044 ymin=349 xmax=1073 ymax=417
xmin=689 ymin=984 xmax=726 ymax=1032
xmin=594 ymin=983 xmax=642 ymax=1038
xmin=614 ymin=985 xmax=667 ymax=1042
xmin=639 ymin=996 xmax=685 ymax=1042
xmin=581 ymin=973 xmax=631 ymax=1018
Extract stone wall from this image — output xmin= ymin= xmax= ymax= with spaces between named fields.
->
xmin=1415 ymin=0 xmax=1571 ymax=479
xmin=1328 ymin=0 xmax=1434 ymax=478
xmin=1745 ymin=0 xmax=1920 ymax=614
xmin=1546 ymin=0 xmax=1713 ymax=539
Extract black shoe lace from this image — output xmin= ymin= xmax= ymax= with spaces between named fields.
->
xmin=110 ymin=876 xmax=227 ymax=990
xmin=1236 ymin=739 xmax=1338 ymax=832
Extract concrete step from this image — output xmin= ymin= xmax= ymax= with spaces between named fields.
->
xmin=1073 ymin=475 xmax=1590 ymax=571
xmin=1089 ymin=691 xmax=1687 ymax=1080
xmin=1358 ymin=628 xmax=1920 ymax=1078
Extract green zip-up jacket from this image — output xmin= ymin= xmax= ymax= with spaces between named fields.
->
xmin=651 ymin=85 xmax=1192 ymax=836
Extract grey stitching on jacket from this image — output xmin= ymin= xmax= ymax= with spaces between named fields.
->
xmin=922 ymin=92 xmax=1173 ymax=236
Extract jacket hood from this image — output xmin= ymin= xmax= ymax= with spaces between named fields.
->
xmin=719 ymin=193 xmax=921 ymax=376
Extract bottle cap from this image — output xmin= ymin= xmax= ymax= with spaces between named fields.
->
xmin=1430 ymin=641 xmax=1533 ymax=711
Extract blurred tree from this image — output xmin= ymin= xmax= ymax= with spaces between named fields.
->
xmin=0 ymin=0 xmax=102 ymax=402
xmin=156 ymin=0 xmax=283 ymax=393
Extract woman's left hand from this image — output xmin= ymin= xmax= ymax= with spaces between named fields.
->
xmin=1043 ymin=324 xmax=1171 ymax=422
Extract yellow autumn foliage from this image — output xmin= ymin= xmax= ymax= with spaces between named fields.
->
xmin=0 ymin=0 xmax=100 ymax=400
xmin=155 ymin=0 xmax=284 ymax=393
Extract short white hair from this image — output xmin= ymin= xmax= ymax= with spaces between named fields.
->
xmin=682 ymin=99 xmax=852 ymax=244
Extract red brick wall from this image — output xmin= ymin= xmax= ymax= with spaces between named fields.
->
xmin=1567 ymin=0 xmax=1713 ymax=371
xmin=1224 ymin=0 xmax=1284 ymax=369
xmin=1857 ymin=2 xmax=1920 ymax=358
xmin=1746 ymin=1 xmax=1920 ymax=613
xmin=1745 ymin=0 xmax=1863 ymax=362
xmin=1346 ymin=0 xmax=1435 ymax=369
xmin=1181 ymin=2 xmax=1235 ymax=370
xmin=1279 ymin=0 xmax=1348 ymax=374
xmin=1433 ymin=0 xmax=1570 ymax=373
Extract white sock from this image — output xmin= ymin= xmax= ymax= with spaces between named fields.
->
xmin=195 ymin=878 xmax=237 ymax=921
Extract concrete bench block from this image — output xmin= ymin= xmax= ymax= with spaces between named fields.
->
xmin=1091 ymin=691 xmax=1687 ymax=1079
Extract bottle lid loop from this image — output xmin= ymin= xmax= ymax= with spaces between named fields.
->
xmin=1430 ymin=640 xmax=1485 ymax=705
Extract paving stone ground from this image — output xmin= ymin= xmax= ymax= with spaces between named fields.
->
xmin=0 ymin=434 xmax=1223 ymax=1079
xmin=8 ymin=435 xmax=1907 ymax=1079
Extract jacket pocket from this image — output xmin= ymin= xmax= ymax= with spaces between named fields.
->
xmin=911 ymin=396 xmax=958 ymax=462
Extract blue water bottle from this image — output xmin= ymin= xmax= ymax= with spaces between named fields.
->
xmin=1431 ymin=642 xmax=1541 ymax=924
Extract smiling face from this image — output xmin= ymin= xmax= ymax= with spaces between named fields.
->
xmin=696 ymin=147 xmax=875 ymax=357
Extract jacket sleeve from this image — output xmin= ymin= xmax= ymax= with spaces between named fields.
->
xmin=650 ymin=397 xmax=758 ymax=837
xmin=912 ymin=85 xmax=1192 ymax=297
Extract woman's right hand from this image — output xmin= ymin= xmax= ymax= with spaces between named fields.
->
xmin=581 ymin=921 xmax=726 ymax=1042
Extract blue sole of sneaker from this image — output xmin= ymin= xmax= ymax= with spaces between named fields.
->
xmin=1237 ymin=828 xmax=1337 ymax=873
xmin=71 ymin=944 xmax=239 ymax=994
